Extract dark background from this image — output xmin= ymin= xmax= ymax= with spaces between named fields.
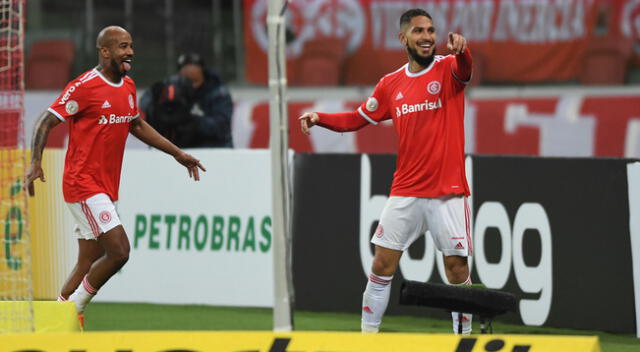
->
xmin=292 ymin=154 xmax=637 ymax=333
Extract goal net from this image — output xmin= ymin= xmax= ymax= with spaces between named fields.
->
xmin=0 ymin=0 xmax=34 ymax=333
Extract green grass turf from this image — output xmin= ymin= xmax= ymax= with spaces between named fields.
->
xmin=84 ymin=303 xmax=639 ymax=352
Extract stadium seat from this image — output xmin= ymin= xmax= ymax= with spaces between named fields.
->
xmin=293 ymin=37 xmax=346 ymax=86
xmin=26 ymin=39 xmax=75 ymax=90
xmin=580 ymin=37 xmax=632 ymax=85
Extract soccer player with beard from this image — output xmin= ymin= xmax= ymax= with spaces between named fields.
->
xmin=26 ymin=26 xmax=206 ymax=326
xmin=299 ymin=9 xmax=474 ymax=334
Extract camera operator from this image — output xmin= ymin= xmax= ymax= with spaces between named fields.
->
xmin=140 ymin=53 xmax=233 ymax=148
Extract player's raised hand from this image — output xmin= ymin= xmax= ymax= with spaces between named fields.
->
xmin=299 ymin=112 xmax=320 ymax=136
xmin=25 ymin=162 xmax=45 ymax=197
xmin=447 ymin=32 xmax=467 ymax=55
xmin=174 ymin=151 xmax=206 ymax=181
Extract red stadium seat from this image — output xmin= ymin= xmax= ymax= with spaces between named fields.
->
xmin=26 ymin=39 xmax=75 ymax=90
xmin=580 ymin=37 xmax=632 ymax=85
xmin=293 ymin=37 xmax=346 ymax=86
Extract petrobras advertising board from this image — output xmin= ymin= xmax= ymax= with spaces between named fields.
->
xmin=95 ymin=149 xmax=275 ymax=307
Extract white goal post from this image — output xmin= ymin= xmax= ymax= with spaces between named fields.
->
xmin=268 ymin=0 xmax=294 ymax=331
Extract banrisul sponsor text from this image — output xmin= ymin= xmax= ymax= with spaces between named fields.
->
xmin=134 ymin=214 xmax=272 ymax=252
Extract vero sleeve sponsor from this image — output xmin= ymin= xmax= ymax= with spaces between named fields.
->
xmin=47 ymin=78 xmax=89 ymax=122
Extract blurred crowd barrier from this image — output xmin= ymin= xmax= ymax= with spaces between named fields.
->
xmin=24 ymin=86 xmax=640 ymax=158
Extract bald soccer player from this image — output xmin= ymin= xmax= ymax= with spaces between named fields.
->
xmin=26 ymin=26 xmax=206 ymax=326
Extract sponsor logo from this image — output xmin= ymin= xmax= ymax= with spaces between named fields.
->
xmin=133 ymin=214 xmax=272 ymax=253
xmin=395 ymin=98 xmax=442 ymax=117
xmin=362 ymin=306 xmax=373 ymax=313
xmin=365 ymin=97 xmax=378 ymax=112
xmin=99 ymin=211 xmax=112 ymax=224
xmin=128 ymin=94 xmax=134 ymax=109
xmin=455 ymin=242 xmax=464 ymax=250
xmin=101 ymin=100 xmax=111 ymax=109
xmin=58 ymin=83 xmax=80 ymax=105
xmin=98 ymin=114 xmax=136 ymax=125
xmin=374 ymin=224 xmax=384 ymax=238
xmin=427 ymin=80 xmax=441 ymax=95
xmin=474 ymin=201 xmax=553 ymax=325
xmin=395 ymin=92 xmax=404 ymax=100
xmin=65 ymin=100 xmax=78 ymax=115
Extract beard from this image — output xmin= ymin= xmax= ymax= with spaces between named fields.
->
xmin=406 ymin=44 xmax=435 ymax=68
xmin=109 ymin=57 xmax=126 ymax=77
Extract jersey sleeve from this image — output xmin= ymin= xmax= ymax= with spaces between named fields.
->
xmin=356 ymin=78 xmax=391 ymax=125
xmin=447 ymin=49 xmax=473 ymax=92
xmin=47 ymin=80 xmax=90 ymax=122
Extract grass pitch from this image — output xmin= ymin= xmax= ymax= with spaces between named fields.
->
xmin=85 ymin=303 xmax=638 ymax=352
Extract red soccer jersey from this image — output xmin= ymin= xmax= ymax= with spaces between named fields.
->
xmin=48 ymin=69 xmax=139 ymax=202
xmin=357 ymin=54 xmax=470 ymax=198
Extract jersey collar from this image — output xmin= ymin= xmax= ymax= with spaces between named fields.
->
xmin=93 ymin=68 xmax=124 ymax=87
xmin=404 ymin=58 xmax=437 ymax=78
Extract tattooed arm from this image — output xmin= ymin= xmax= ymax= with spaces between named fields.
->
xmin=26 ymin=111 xmax=62 ymax=196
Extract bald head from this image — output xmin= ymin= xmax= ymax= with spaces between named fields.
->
xmin=95 ymin=25 xmax=134 ymax=81
xmin=96 ymin=25 xmax=129 ymax=49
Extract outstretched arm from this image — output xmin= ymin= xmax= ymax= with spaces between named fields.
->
xmin=129 ymin=117 xmax=206 ymax=180
xmin=448 ymin=32 xmax=472 ymax=82
xmin=26 ymin=111 xmax=62 ymax=196
xmin=299 ymin=111 xmax=369 ymax=135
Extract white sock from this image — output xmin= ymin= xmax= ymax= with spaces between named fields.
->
xmin=451 ymin=276 xmax=473 ymax=334
xmin=68 ymin=275 xmax=97 ymax=313
xmin=361 ymin=273 xmax=393 ymax=333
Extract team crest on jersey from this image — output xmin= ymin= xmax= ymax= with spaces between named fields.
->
xmin=128 ymin=94 xmax=134 ymax=109
xmin=365 ymin=97 xmax=379 ymax=112
xmin=427 ymin=81 xmax=441 ymax=95
xmin=65 ymin=100 xmax=79 ymax=115
xmin=99 ymin=211 xmax=111 ymax=224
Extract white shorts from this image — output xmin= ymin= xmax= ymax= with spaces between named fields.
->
xmin=66 ymin=193 xmax=121 ymax=240
xmin=372 ymin=195 xmax=472 ymax=257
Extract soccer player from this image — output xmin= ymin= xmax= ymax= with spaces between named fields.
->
xmin=25 ymin=26 xmax=206 ymax=325
xmin=299 ymin=9 xmax=473 ymax=334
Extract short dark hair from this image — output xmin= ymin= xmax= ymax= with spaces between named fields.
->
xmin=399 ymin=8 xmax=432 ymax=29
xmin=177 ymin=52 xmax=205 ymax=70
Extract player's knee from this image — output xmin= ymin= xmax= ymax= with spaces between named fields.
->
xmin=371 ymin=256 xmax=397 ymax=276
xmin=107 ymin=245 xmax=130 ymax=266
xmin=444 ymin=256 xmax=468 ymax=284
